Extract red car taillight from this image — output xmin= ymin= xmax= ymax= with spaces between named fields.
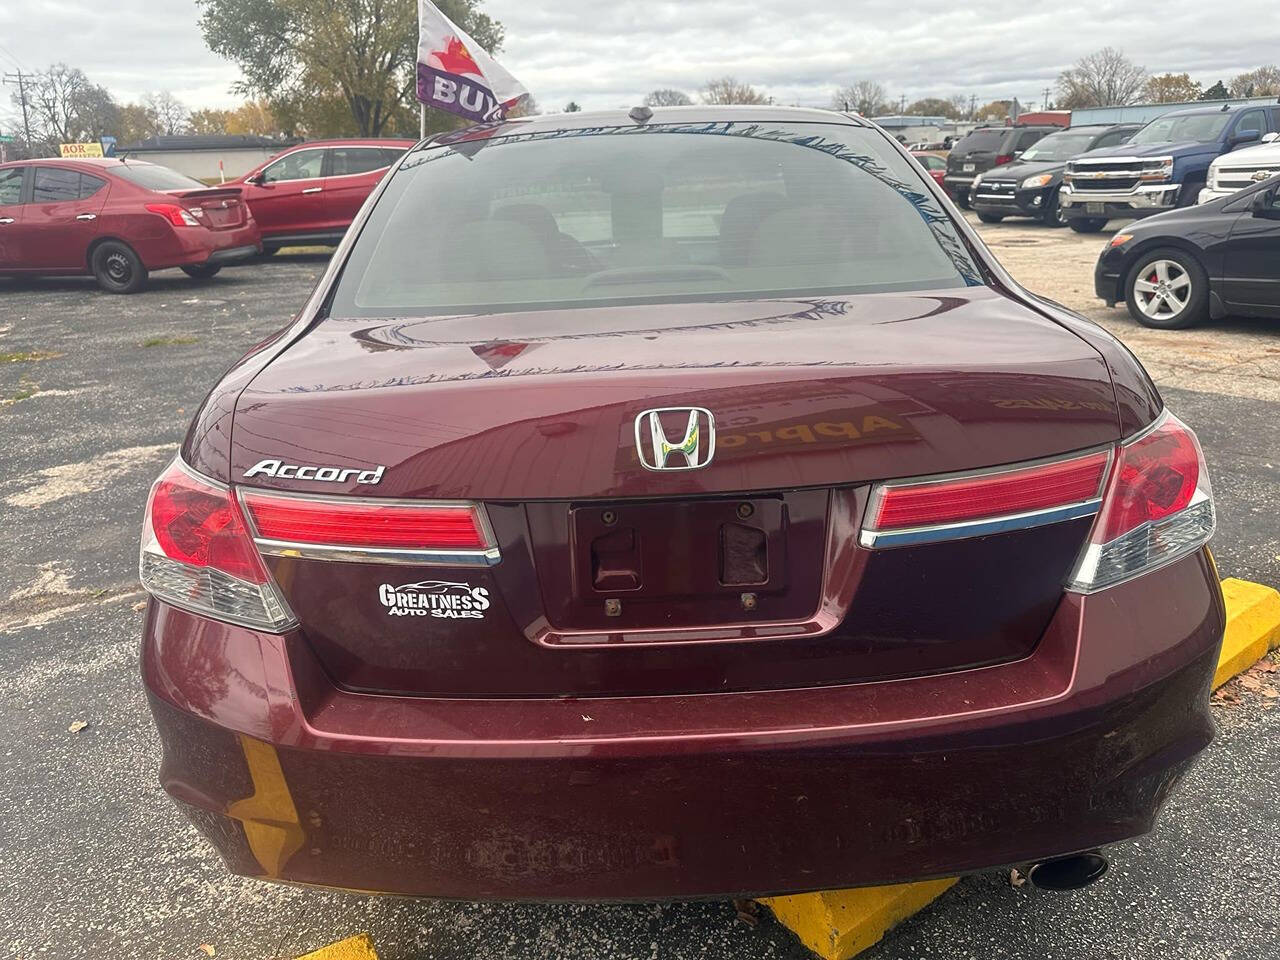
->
xmin=995 ymin=154 xmax=1013 ymax=165
xmin=140 ymin=459 xmax=295 ymax=631
xmin=1068 ymin=411 xmax=1214 ymax=592
xmin=861 ymin=450 xmax=1110 ymax=548
xmin=240 ymin=492 xmax=492 ymax=552
xmin=145 ymin=203 xmax=200 ymax=227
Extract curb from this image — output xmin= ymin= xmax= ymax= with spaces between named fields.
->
xmin=761 ymin=576 xmax=1280 ymax=960
xmin=1214 ymin=578 xmax=1280 ymax=688
xmin=295 ymin=934 xmax=378 ymax=960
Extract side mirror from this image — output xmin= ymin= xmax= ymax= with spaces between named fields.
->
xmin=1231 ymin=129 xmax=1262 ymax=148
xmin=245 ymin=172 xmax=265 ymax=185
xmin=1251 ymin=188 xmax=1278 ymax=217
xmin=1012 ymin=149 xmax=1024 ymax=158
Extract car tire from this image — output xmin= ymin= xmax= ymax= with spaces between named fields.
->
xmin=90 ymin=240 xmax=148 ymax=294
xmin=954 ymin=189 xmax=971 ymax=210
xmin=259 ymin=245 xmax=280 ymax=257
xmin=1068 ymin=218 xmax=1108 ymax=234
xmin=976 ymin=212 xmax=1004 ymax=224
xmin=1041 ymin=190 xmax=1068 ymax=228
xmin=1123 ymin=247 xmax=1209 ymax=330
xmin=1176 ymin=181 xmax=1203 ymax=208
xmin=181 ymin=264 xmax=223 ymax=280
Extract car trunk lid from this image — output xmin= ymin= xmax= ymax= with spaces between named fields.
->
xmin=166 ymin=186 xmax=248 ymax=230
xmin=231 ymin=288 xmax=1122 ymax=697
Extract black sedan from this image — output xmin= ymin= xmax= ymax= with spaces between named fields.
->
xmin=1096 ymin=173 xmax=1280 ymax=329
xmin=971 ymin=124 xmax=1139 ymax=227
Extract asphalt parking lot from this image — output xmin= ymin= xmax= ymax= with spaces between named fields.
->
xmin=1 ymin=220 xmax=1278 ymax=959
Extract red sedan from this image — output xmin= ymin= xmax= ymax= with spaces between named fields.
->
xmin=140 ymin=106 xmax=1222 ymax=901
xmin=912 ymin=149 xmax=948 ymax=187
xmin=0 ymin=157 xmax=260 ymax=293
xmin=230 ymin=139 xmax=415 ymax=253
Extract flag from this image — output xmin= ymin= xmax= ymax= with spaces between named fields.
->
xmin=416 ymin=0 xmax=528 ymax=123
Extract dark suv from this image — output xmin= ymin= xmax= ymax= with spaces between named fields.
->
xmin=971 ymin=124 xmax=1140 ymax=227
xmin=944 ymin=125 xmax=1060 ymax=208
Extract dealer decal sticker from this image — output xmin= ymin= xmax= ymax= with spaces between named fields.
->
xmin=379 ymin=580 xmax=491 ymax=619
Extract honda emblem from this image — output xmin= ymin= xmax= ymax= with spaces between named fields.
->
xmin=634 ymin=407 xmax=716 ymax=471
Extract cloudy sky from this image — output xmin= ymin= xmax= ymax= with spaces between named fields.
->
xmin=0 ymin=0 xmax=1275 ymax=128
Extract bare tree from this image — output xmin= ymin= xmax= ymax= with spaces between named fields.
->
xmin=145 ymin=91 xmax=189 ymax=135
xmin=831 ymin=81 xmax=887 ymax=116
xmin=702 ymin=77 xmax=771 ymax=105
xmin=1056 ymin=47 xmax=1148 ymax=108
xmin=1230 ymin=65 xmax=1280 ymax=97
xmin=644 ymin=88 xmax=693 ymax=107
xmin=22 ymin=64 xmax=118 ymax=146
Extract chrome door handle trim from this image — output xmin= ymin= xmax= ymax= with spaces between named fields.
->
xmin=302 ymin=187 xmax=323 ymax=194
xmin=0 ymin=217 xmax=13 ymax=224
xmin=76 ymin=213 xmax=98 ymax=221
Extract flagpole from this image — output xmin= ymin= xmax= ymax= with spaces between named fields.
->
xmin=420 ymin=102 xmax=426 ymax=139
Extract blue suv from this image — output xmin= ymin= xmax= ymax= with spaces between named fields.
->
xmin=1058 ymin=102 xmax=1280 ymax=232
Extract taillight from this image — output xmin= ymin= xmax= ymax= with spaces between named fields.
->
xmin=145 ymin=203 xmax=200 ymax=227
xmin=140 ymin=459 xmax=295 ymax=630
xmin=1068 ymin=411 xmax=1214 ymax=592
xmin=860 ymin=450 xmax=1111 ymax=548
xmin=995 ymin=154 xmax=1013 ymax=165
xmin=240 ymin=491 xmax=494 ymax=552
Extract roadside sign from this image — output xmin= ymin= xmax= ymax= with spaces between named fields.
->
xmin=60 ymin=142 xmax=104 ymax=158
xmin=0 ymin=134 xmax=14 ymax=143
xmin=100 ymin=136 xmax=117 ymax=157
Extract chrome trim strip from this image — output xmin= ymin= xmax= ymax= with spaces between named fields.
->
xmin=859 ymin=499 xmax=1103 ymax=548
xmin=252 ymin=538 xmax=502 ymax=567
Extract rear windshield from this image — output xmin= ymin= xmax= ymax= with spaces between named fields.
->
xmin=1019 ymin=131 xmax=1099 ymax=162
xmin=111 ymin=163 xmax=207 ymax=191
xmin=1129 ymin=113 xmax=1231 ymax=145
xmin=328 ymin=122 xmax=981 ymax=318
xmin=951 ymin=129 xmax=1005 ymax=154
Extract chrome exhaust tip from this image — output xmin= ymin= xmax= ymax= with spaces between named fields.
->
xmin=1027 ymin=852 xmax=1110 ymax=891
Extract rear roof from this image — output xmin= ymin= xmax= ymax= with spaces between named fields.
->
xmin=416 ymin=105 xmax=868 ymax=149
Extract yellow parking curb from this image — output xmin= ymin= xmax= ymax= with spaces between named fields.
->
xmin=1214 ymin=578 xmax=1280 ymax=688
xmin=760 ymin=878 xmax=957 ymax=960
xmin=295 ymin=933 xmax=378 ymax=960
xmin=763 ymin=577 xmax=1280 ymax=959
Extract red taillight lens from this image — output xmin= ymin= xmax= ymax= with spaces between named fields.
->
xmin=1069 ymin=412 xmax=1214 ymax=592
xmin=140 ymin=459 xmax=295 ymax=630
xmin=149 ymin=466 xmax=269 ymax=583
xmin=866 ymin=450 xmax=1109 ymax=539
xmin=145 ymin=203 xmax=199 ymax=227
xmin=240 ymin=492 xmax=492 ymax=554
xmin=995 ymin=154 xmax=1013 ymax=165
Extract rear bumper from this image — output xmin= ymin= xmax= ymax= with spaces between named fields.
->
xmin=142 ymin=550 xmax=1223 ymax=901
xmin=163 ymin=222 xmax=263 ymax=268
xmin=206 ymin=244 xmax=260 ymax=266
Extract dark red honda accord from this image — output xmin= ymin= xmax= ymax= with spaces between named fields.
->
xmin=140 ymin=106 xmax=1223 ymax=901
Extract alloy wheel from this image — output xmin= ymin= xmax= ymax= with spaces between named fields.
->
xmin=1133 ymin=259 xmax=1192 ymax=321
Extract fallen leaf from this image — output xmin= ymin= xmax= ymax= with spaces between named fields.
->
xmin=132 ymin=600 xmax=147 ymax=612
xmin=68 ymin=720 xmax=89 ymax=733
xmin=198 ymin=945 xmax=215 ymax=957
xmin=1239 ymin=674 xmax=1263 ymax=692
xmin=1212 ymin=687 xmax=1240 ymax=702
xmin=1263 ymin=687 xmax=1279 ymax=699
xmin=733 ymin=898 xmax=760 ymax=927
xmin=1009 ymin=867 xmax=1028 ymax=888
xmin=1254 ymin=661 xmax=1277 ymax=674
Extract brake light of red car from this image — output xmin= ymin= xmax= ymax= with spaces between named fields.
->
xmin=1067 ymin=411 xmax=1214 ymax=592
xmin=860 ymin=449 xmax=1111 ymax=548
xmin=139 ymin=459 xmax=296 ymax=631
xmin=241 ymin=491 xmax=491 ymax=552
xmin=144 ymin=203 xmax=201 ymax=227
xmin=995 ymin=154 xmax=1013 ymax=165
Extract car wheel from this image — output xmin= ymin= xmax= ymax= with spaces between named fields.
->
xmin=181 ymin=264 xmax=222 ymax=280
xmin=1176 ymin=182 xmax=1203 ymax=208
xmin=1042 ymin=190 xmax=1068 ymax=228
xmin=259 ymin=245 xmax=280 ymax=257
xmin=90 ymin=240 xmax=148 ymax=294
xmin=976 ymin=212 xmax=1004 ymax=224
xmin=1068 ymin=217 xmax=1108 ymax=234
xmin=1124 ymin=248 xmax=1209 ymax=330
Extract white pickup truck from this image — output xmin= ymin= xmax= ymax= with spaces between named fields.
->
xmin=1199 ymin=134 xmax=1280 ymax=203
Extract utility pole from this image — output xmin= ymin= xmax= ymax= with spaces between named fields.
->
xmin=1042 ymin=86 xmax=1052 ymax=110
xmin=2 ymin=69 xmax=34 ymax=148
xmin=968 ymin=94 xmax=977 ymax=120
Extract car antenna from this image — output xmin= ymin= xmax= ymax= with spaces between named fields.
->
xmin=629 ymin=105 xmax=653 ymax=125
